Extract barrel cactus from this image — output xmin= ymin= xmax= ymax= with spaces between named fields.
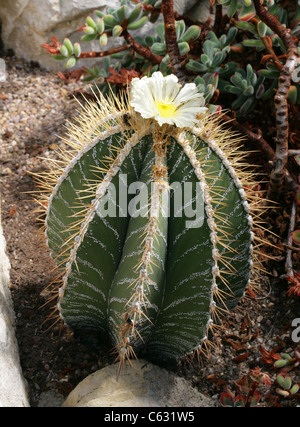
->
xmin=37 ymin=71 xmax=260 ymax=370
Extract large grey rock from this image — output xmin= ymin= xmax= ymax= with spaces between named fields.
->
xmin=0 ymin=0 xmax=211 ymax=70
xmin=62 ymin=359 xmax=216 ymax=407
xmin=0 ymin=0 xmax=120 ymax=70
xmin=0 ymin=201 xmax=29 ymax=407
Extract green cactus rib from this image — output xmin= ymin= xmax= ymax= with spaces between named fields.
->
xmin=44 ymin=111 xmax=254 ymax=365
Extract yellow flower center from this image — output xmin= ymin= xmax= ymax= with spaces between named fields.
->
xmin=155 ymin=100 xmax=177 ymax=118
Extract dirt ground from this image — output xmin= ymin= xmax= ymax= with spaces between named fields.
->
xmin=0 ymin=55 xmax=299 ymax=407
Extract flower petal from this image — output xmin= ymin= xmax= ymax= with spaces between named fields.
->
xmin=174 ymin=83 xmax=202 ymax=105
xmin=130 ymin=71 xmax=206 ymax=128
xmin=162 ymin=74 xmax=180 ymax=101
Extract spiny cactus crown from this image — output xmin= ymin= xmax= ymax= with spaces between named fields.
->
xmin=35 ymin=72 xmax=264 ymax=370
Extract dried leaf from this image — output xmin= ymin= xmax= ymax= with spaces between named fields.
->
xmin=286 ymin=273 xmax=300 ymax=297
xmin=260 ymin=346 xmax=282 ymax=365
xmin=106 ymin=67 xmax=140 ymax=86
xmin=233 ymin=352 xmax=251 ymax=363
xmin=226 ymin=338 xmax=248 ymax=351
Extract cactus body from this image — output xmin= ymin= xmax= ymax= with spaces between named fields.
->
xmin=38 ymin=89 xmax=259 ymax=366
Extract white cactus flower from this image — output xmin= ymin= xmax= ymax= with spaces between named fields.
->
xmin=130 ymin=71 xmax=207 ymax=128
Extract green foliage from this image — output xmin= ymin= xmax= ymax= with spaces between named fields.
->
xmin=44 ymin=0 xmax=300 ymax=117
xmin=276 ymin=374 xmax=299 ymax=398
xmin=223 ymin=64 xmax=266 ymax=115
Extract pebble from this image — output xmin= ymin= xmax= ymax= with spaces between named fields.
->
xmin=1 ymin=167 xmax=12 ymax=175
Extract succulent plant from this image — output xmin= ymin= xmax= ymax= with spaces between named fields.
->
xmin=186 ymin=32 xmax=237 ymax=76
xmin=43 ymin=0 xmax=300 ymax=118
xmin=220 ymin=391 xmax=260 ymax=407
xmin=36 ymin=72 xmax=262 ymax=368
xmin=274 ymin=349 xmax=300 ymax=369
xmin=223 ymin=64 xmax=266 ymax=115
xmin=151 ymin=19 xmax=201 ymax=58
xmin=276 ymin=374 xmax=299 ymax=398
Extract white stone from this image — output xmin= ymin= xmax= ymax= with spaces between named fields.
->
xmin=62 ymin=359 xmax=215 ymax=407
xmin=0 ymin=201 xmax=29 ymax=407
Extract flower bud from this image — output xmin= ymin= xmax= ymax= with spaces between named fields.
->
xmin=59 ymin=44 xmax=69 ymax=57
xmin=97 ymin=18 xmax=105 ymax=34
xmin=65 ymin=56 xmax=76 ymax=69
xmin=63 ymin=38 xmax=73 ymax=55
xmin=73 ymin=42 xmax=81 ymax=58
xmin=112 ymin=25 xmax=123 ymax=37
xmin=100 ymin=33 xmax=108 ymax=47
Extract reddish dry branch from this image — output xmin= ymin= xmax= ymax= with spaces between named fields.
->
xmin=79 ymin=44 xmax=132 ymax=59
xmin=122 ymin=30 xmax=162 ymax=65
xmin=253 ymin=0 xmax=300 ymax=201
xmin=222 ymin=114 xmax=275 ymax=161
xmin=221 ymin=114 xmax=298 ymax=192
xmin=161 ymin=0 xmax=187 ymax=84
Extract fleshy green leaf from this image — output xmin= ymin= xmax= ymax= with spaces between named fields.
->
xmin=292 ymin=230 xmax=300 ymax=245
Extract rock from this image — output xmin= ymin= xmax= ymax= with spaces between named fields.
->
xmin=186 ymin=0 xmax=212 ymax=24
xmin=0 ymin=0 xmax=211 ymax=70
xmin=0 ymin=0 xmax=120 ymax=70
xmin=62 ymin=359 xmax=216 ymax=407
xmin=0 ymin=200 xmax=30 ymax=407
xmin=173 ymin=0 xmax=199 ymax=16
xmin=0 ymin=59 xmax=7 ymax=82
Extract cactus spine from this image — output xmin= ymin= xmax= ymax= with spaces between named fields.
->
xmin=35 ymin=81 xmax=263 ymax=369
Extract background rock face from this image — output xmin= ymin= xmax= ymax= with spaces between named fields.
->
xmin=0 ymin=0 xmax=209 ymax=70
xmin=0 ymin=0 xmax=119 ymax=69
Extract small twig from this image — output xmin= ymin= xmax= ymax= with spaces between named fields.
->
xmin=261 ymin=36 xmax=283 ymax=70
xmin=283 ymin=243 xmax=300 ymax=252
xmin=221 ymin=114 xmax=298 ymax=192
xmin=79 ymin=44 xmax=132 ymax=59
xmin=122 ymin=29 xmax=162 ymax=65
xmin=253 ymin=0 xmax=300 ymax=202
xmin=161 ymin=0 xmax=187 ymax=84
xmin=222 ymin=114 xmax=275 ymax=160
